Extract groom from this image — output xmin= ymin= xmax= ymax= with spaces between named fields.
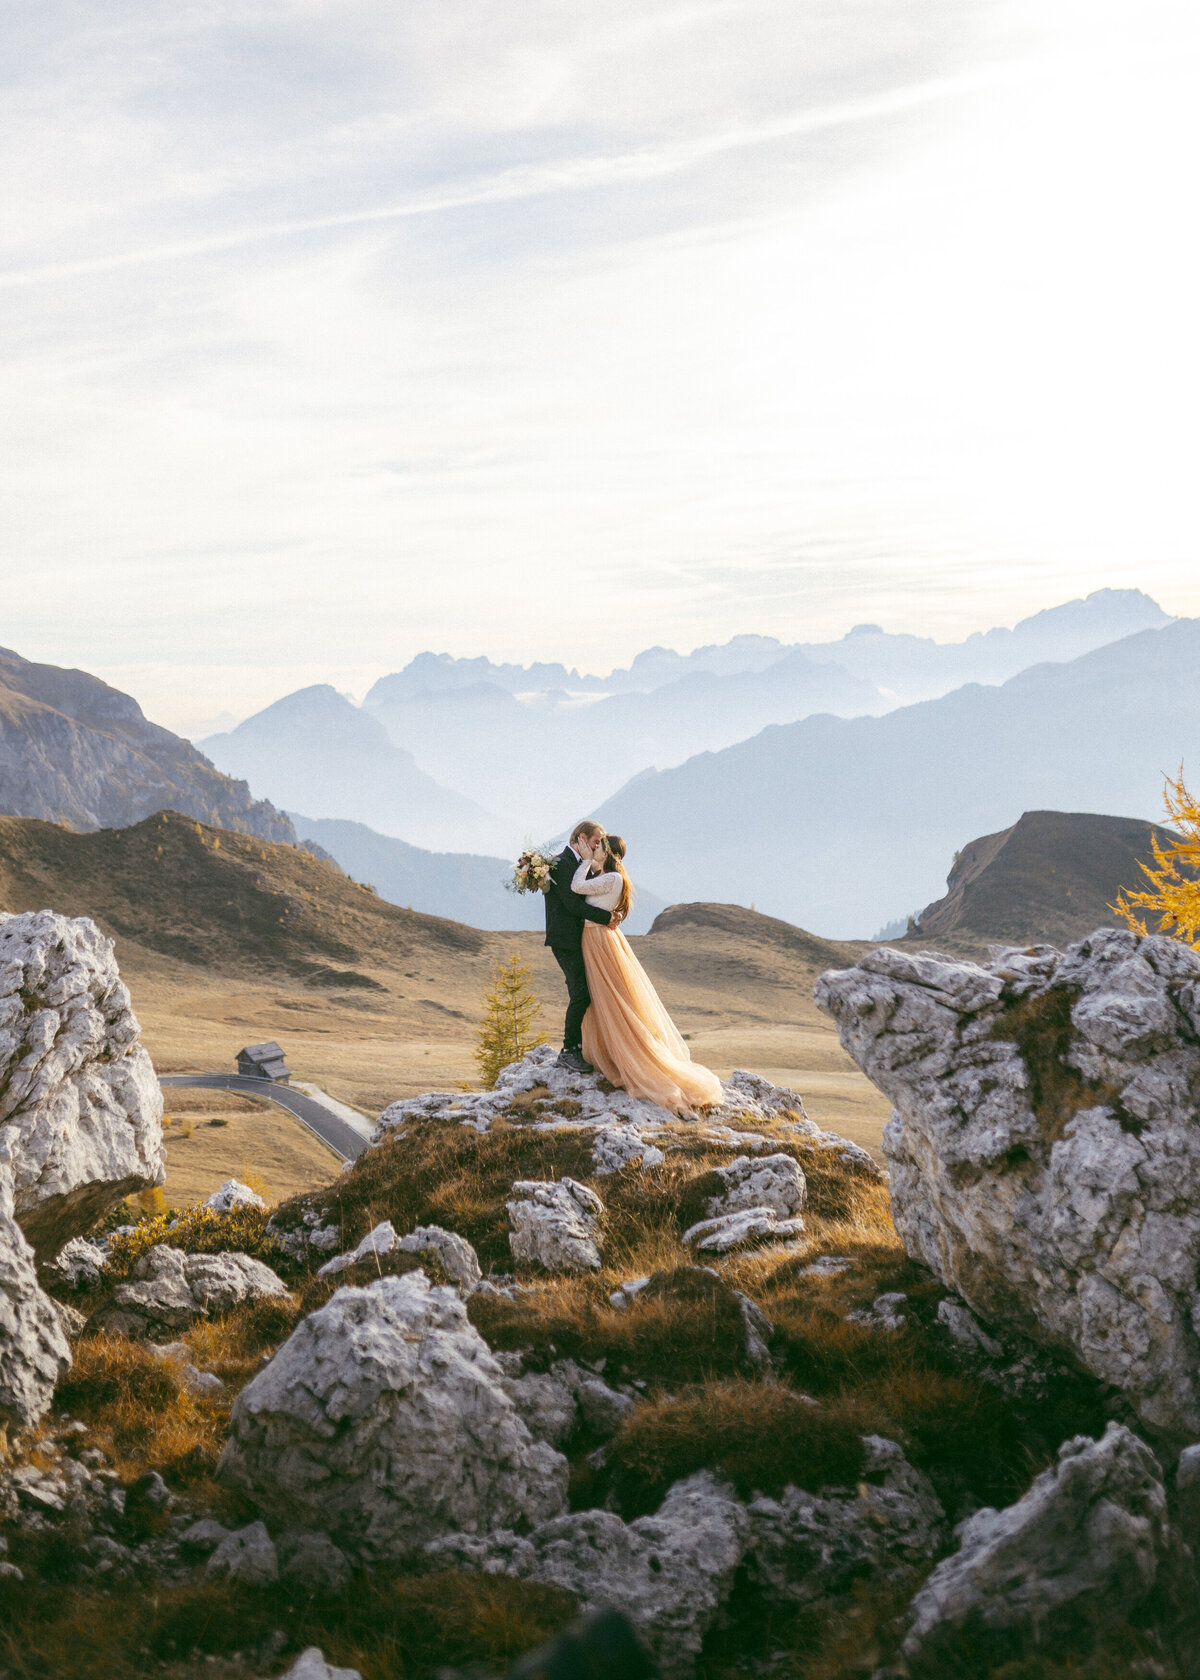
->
xmin=546 ymin=819 xmax=622 ymax=1074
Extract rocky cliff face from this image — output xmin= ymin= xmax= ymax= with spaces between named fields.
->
xmin=0 ymin=647 xmax=294 ymax=842
xmin=816 ymin=929 xmax=1200 ymax=1438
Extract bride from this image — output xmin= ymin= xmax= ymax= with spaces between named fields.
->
xmin=571 ymin=832 xmax=723 ymax=1114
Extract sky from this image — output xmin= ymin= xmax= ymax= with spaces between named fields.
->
xmin=2 ymin=0 xmax=1198 ymax=736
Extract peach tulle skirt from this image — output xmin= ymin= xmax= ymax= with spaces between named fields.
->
xmin=581 ymin=922 xmax=724 ymax=1115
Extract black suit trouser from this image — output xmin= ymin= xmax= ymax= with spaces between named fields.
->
xmin=549 ymin=943 xmax=591 ymax=1051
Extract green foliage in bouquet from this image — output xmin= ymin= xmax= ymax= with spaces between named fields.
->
xmin=475 ymin=951 xmax=547 ymax=1088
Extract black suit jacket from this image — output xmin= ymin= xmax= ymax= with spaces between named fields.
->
xmin=544 ymin=845 xmax=612 ymax=949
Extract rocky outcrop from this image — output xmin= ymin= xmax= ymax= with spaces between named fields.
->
xmin=428 ymin=1472 xmax=749 ymax=1679
xmin=507 ymin=1178 xmax=604 ymax=1273
xmin=374 ymin=1045 xmax=879 ymax=1179
xmin=99 ymin=1245 xmax=289 ymax=1338
xmin=0 ymin=911 xmax=165 ymax=1259
xmin=0 ymin=1155 xmax=71 ymax=1430
xmin=902 ymin=1423 xmax=1171 ymax=1661
xmin=218 ymin=1271 xmax=568 ymax=1555
xmin=262 ymin=1651 xmax=362 ymax=1680
xmin=746 ymin=1435 xmax=945 ymax=1607
xmin=816 ymin=930 xmax=1200 ymax=1435
xmin=0 ymin=644 xmax=295 ymax=841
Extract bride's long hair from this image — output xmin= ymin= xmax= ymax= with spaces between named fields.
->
xmin=602 ymin=834 xmax=633 ymax=920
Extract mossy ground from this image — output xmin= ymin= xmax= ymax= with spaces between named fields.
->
xmin=2 ymin=1104 xmax=1157 ymax=1678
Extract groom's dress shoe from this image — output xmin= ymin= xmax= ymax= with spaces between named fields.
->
xmin=556 ymin=1049 xmax=594 ymax=1075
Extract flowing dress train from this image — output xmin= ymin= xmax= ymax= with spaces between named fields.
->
xmin=572 ymin=861 xmax=723 ymax=1114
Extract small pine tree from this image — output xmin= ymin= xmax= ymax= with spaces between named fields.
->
xmin=1112 ymin=766 xmax=1200 ymax=944
xmin=475 ymin=951 xmax=547 ymax=1088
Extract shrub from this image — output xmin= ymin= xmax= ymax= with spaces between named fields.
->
xmin=102 ymin=1204 xmax=285 ymax=1281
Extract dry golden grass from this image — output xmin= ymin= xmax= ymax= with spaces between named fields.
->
xmin=0 ymin=1567 xmax=578 ymax=1680
xmin=53 ymin=1335 xmax=231 ymax=1493
xmin=600 ymin=1379 xmax=874 ymax=1518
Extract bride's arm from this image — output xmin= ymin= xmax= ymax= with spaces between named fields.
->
xmin=571 ymin=857 xmax=617 ymax=897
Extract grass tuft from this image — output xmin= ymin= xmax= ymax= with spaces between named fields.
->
xmin=601 ymin=1379 xmax=872 ymax=1519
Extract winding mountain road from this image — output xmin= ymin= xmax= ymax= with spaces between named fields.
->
xmin=158 ymin=1073 xmax=371 ymax=1163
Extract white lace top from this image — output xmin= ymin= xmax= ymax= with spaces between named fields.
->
xmin=572 ymin=857 xmax=624 ymax=913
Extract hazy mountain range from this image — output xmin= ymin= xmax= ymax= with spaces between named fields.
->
xmin=200 ymin=685 xmax=492 ymax=853
xmin=201 ymin=588 xmax=1172 ymax=844
xmin=0 ymin=647 xmax=293 ymax=843
xmin=1 ymin=589 xmax=1189 ymax=942
xmin=597 ymin=617 xmax=1200 ymax=937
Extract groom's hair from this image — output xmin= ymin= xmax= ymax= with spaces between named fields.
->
xmin=570 ymin=819 xmax=604 ymax=845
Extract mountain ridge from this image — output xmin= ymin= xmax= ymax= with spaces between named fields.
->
xmin=596 ymin=618 xmax=1200 ymax=938
xmin=0 ymin=647 xmax=294 ymax=843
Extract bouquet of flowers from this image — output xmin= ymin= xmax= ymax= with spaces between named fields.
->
xmin=508 ymin=846 xmax=557 ymax=895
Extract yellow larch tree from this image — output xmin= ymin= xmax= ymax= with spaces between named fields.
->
xmin=474 ymin=951 xmax=547 ymax=1088
xmin=1112 ymin=767 xmax=1200 ymax=944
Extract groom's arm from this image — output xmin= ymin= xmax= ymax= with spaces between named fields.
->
xmin=552 ymin=853 xmax=612 ymax=926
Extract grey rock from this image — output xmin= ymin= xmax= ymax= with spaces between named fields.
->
xmin=592 ymin=1127 xmax=667 ymax=1175
xmin=0 ymin=911 xmax=165 ymax=1259
xmin=507 ymin=1178 xmax=604 ymax=1272
xmin=575 ymin=1374 xmax=635 ymax=1436
xmin=206 ymin=1520 xmax=279 ymax=1586
xmin=903 ymin=1422 xmax=1171 ymax=1659
xmin=46 ymin=1236 xmax=109 ymax=1292
xmin=102 ymin=1244 xmax=289 ymax=1336
xmin=704 ymin=1153 xmax=807 ymax=1220
xmin=203 ymin=1178 xmax=266 ymax=1214
xmin=936 ymin=1297 xmax=1003 ymax=1358
xmin=502 ymin=1367 xmax=579 ymax=1447
xmin=397 ymin=1224 xmax=482 ymax=1292
xmin=795 ymin=1255 xmax=854 ymax=1278
xmin=218 ymin=1270 xmax=568 ymax=1556
xmin=1175 ymin=1444 xmax=1200 ymax=1552
xmin=428 ymin=1471 xmax=749 ymax=1678
xmin=316 ymin=1220 xmax=398 ymax=1277
xmin=52 ymin=1297 xmax=89 ymax=1342
xmin=609 ymin=1275 xmax=651 ymax=1309
xmin=265 ymin=1650 xmax=362 ymax=1680
xmin=733 ymin=1290 xmax=775 ymax=1370
xmin=681 ymin=1206 xmax=805 ymax=1253
xmin=747 ymin=1435 xmax=945 ymax=1607
xmin=0 ymin=1154 xmax=72 ymax=1429
xmin=847 ymin=1292 xmax=908 ymax=1332
xmin=816 ymin=929 xmax=1200 ymax=1435
xmin=179 ymin=1364 xmax=226 ymax=1397
xmin=0 ymin=1560 xmax=23 ymax=1581
xmin=278 ymin=1530 xmax=352 ymax=1594
xmin=180 ymin=1517 xmax=232 ymax=1555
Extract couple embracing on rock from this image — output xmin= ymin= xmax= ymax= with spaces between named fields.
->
xmin=544 ymin=819 xmax=722 ymax=1116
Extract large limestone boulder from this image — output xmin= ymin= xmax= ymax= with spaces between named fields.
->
xmin=218 ymin=1271 xmax=568 ymax=1555
xmin=0 ymin=911 xmax=164 ymax=1259
xmin=815 ymin=930 xmax=1200 ymax=1435
xmin=100 ymin=1245 xmax=290 ymax=1338
xmin=902 ymin=1423 xmax=1172 ymax=1661
xmin=0 ymin=1153 xmax=71 ymax=1430
xmin=428 ymin=1471 xmax=749 ymax=1679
